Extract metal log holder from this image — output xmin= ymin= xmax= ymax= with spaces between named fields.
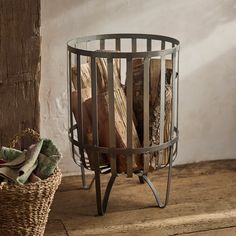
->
xmin=67 ymin=34 xmax=180 ymax=215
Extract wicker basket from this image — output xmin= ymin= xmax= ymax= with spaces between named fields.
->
xmin=0 ymin=168 xmax=62 ymax=236
xmin=0 ymin=129 xmax=62 ymax=236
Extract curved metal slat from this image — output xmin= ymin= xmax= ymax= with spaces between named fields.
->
xmin=68 ymin=33 xmax=180 ymax=48
xmin=69 ymin=126 xmax=179 ymax=155
xmin=67 ymin=33 xmax=180 ymax=59
xmin=68 ymin=44 xmax=179 ymax=59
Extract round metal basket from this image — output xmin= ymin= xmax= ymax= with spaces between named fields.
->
xmin=67 ymin=33 xmax=180 ymax=215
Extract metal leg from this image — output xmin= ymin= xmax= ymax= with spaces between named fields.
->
xmin=94 ymin=170 xmax=117 ymax=215
xmin=79 ymin=164 xmax=95 ymax=190
xmin=95 ymin=147 xmax=173 ymax=215
xmin=80 ymin=164 xmax=87 ymax=188
xmin=71 ymin=147 xmax=95 ymax=190
xmin=102 ymin=174 xmax=117 ymax=213
xmin=142 ymin=175 xmax=165 ymax=208
xmin=141 ymin=149 xmax=173 ymax=208
xmin=94 ymin=165 xmax=104 ymax=216
xmin=95 ymin=160 xmax=172 ymax=215
xmin=138 ymin=175 xmax=145 ymax=184
xmin=69 ymin=137 xmax=94 ymax=190
xmin=93 ymin=149 xmax=117 ymax=216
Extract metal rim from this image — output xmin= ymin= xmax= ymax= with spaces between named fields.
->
xmin=69 ymin=126 xmax=179 ymax=156
xmin=67 ymin=33 xmax=180 ymax=58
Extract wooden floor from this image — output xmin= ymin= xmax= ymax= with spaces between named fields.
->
xmin=44 ymin=160 xmax=236 ymax=235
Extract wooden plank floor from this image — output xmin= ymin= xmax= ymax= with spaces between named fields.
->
xmin=45 ymin=160 xmax=236 ymax=235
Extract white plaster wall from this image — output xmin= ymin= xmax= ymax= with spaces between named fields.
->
xmin=40 ymin=0 xmax=236 ymax=175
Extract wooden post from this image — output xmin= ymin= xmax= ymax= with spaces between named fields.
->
xmin=0 ymin=0 xmax=41 ymax=147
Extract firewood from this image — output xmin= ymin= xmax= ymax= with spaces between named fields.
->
xmin=71 ymin=58 xmax=142 ymax=173
xmin=71 ymin=91 xmax=110 ymax=169
xmin=132 ymin=58 xmax=173 ymax=167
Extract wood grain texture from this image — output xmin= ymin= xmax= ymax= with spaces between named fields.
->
xmin=45 ymin=160 xmax=236 ymax=235
xmin=0 ymin=0 xmax=40 ymax=147
xmin=71 ymin=59 xmax=142 ymax=172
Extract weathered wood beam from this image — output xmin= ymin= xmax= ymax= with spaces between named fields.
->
xmin=0 ymin=0 xmax=41 ymax=146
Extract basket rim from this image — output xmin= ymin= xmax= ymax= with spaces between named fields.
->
xmin=0 ymin=168 xmax=62 ymax=190
xmin=67 ymin=33 xmax=180 ymax=58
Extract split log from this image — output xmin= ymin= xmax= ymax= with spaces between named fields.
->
xmin=71 ymin=58 xmax=142 ymax=172
xmin=132 ymin=58 xmax=173 ymax=167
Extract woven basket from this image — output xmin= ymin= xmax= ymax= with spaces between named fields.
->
xmin=0 ymin=168 xmax=62 ymax=236
xmin=0 ymin=129 xmax=62 ymax=236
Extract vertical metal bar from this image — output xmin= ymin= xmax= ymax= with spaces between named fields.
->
xmin=132 ymin=38 xmax=137 ymax=52
xmin=175 ymin=51 xmax=180 ymax=156
xmin=162 ymin=45 xmax=176 ymax=205
xmin=115 ymin=38 xmax=121 ymax=81
xmin=126 ymin=57 xmax=133 ymax=177
xmin=158 ymin=56 xmax=166 ymax=166
xmin=91 ymin=57 xmax=99 ymax=150
xmin=161 ymin=41 xmax=165 ymax=50
xmin=147 ymin=39 xmax=152 ymax=51
xmin=115 ymin=38 xmax=121 ymax=51
xmin=171 ymin=52 xmax=177 ymax=136
xmin=76 ymin=54 xmax=83 ymax=143
xmin=164 ymin=145 xmax=173 ymax=205
xmin=68 ymin=52 xmax=75 ymax=160
xmin=76 ymin=55 xmax=85 ymax=162
xmin=91 ymin=56 xmax=103 ymax=215
xmin=94 ymin=166 xmax=103 ymax=215
xmin=176 ymin=51 xmax=180 ymax=131
xmin=107 ymin=58 xmax=117 ymax=175
xmin=76 ymin=54 xmax=87 ymax=187
xmin=143 ymin=57 xmax=150 ymax=174
xmin=100 ymin=39 xmax=105 ymax=50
